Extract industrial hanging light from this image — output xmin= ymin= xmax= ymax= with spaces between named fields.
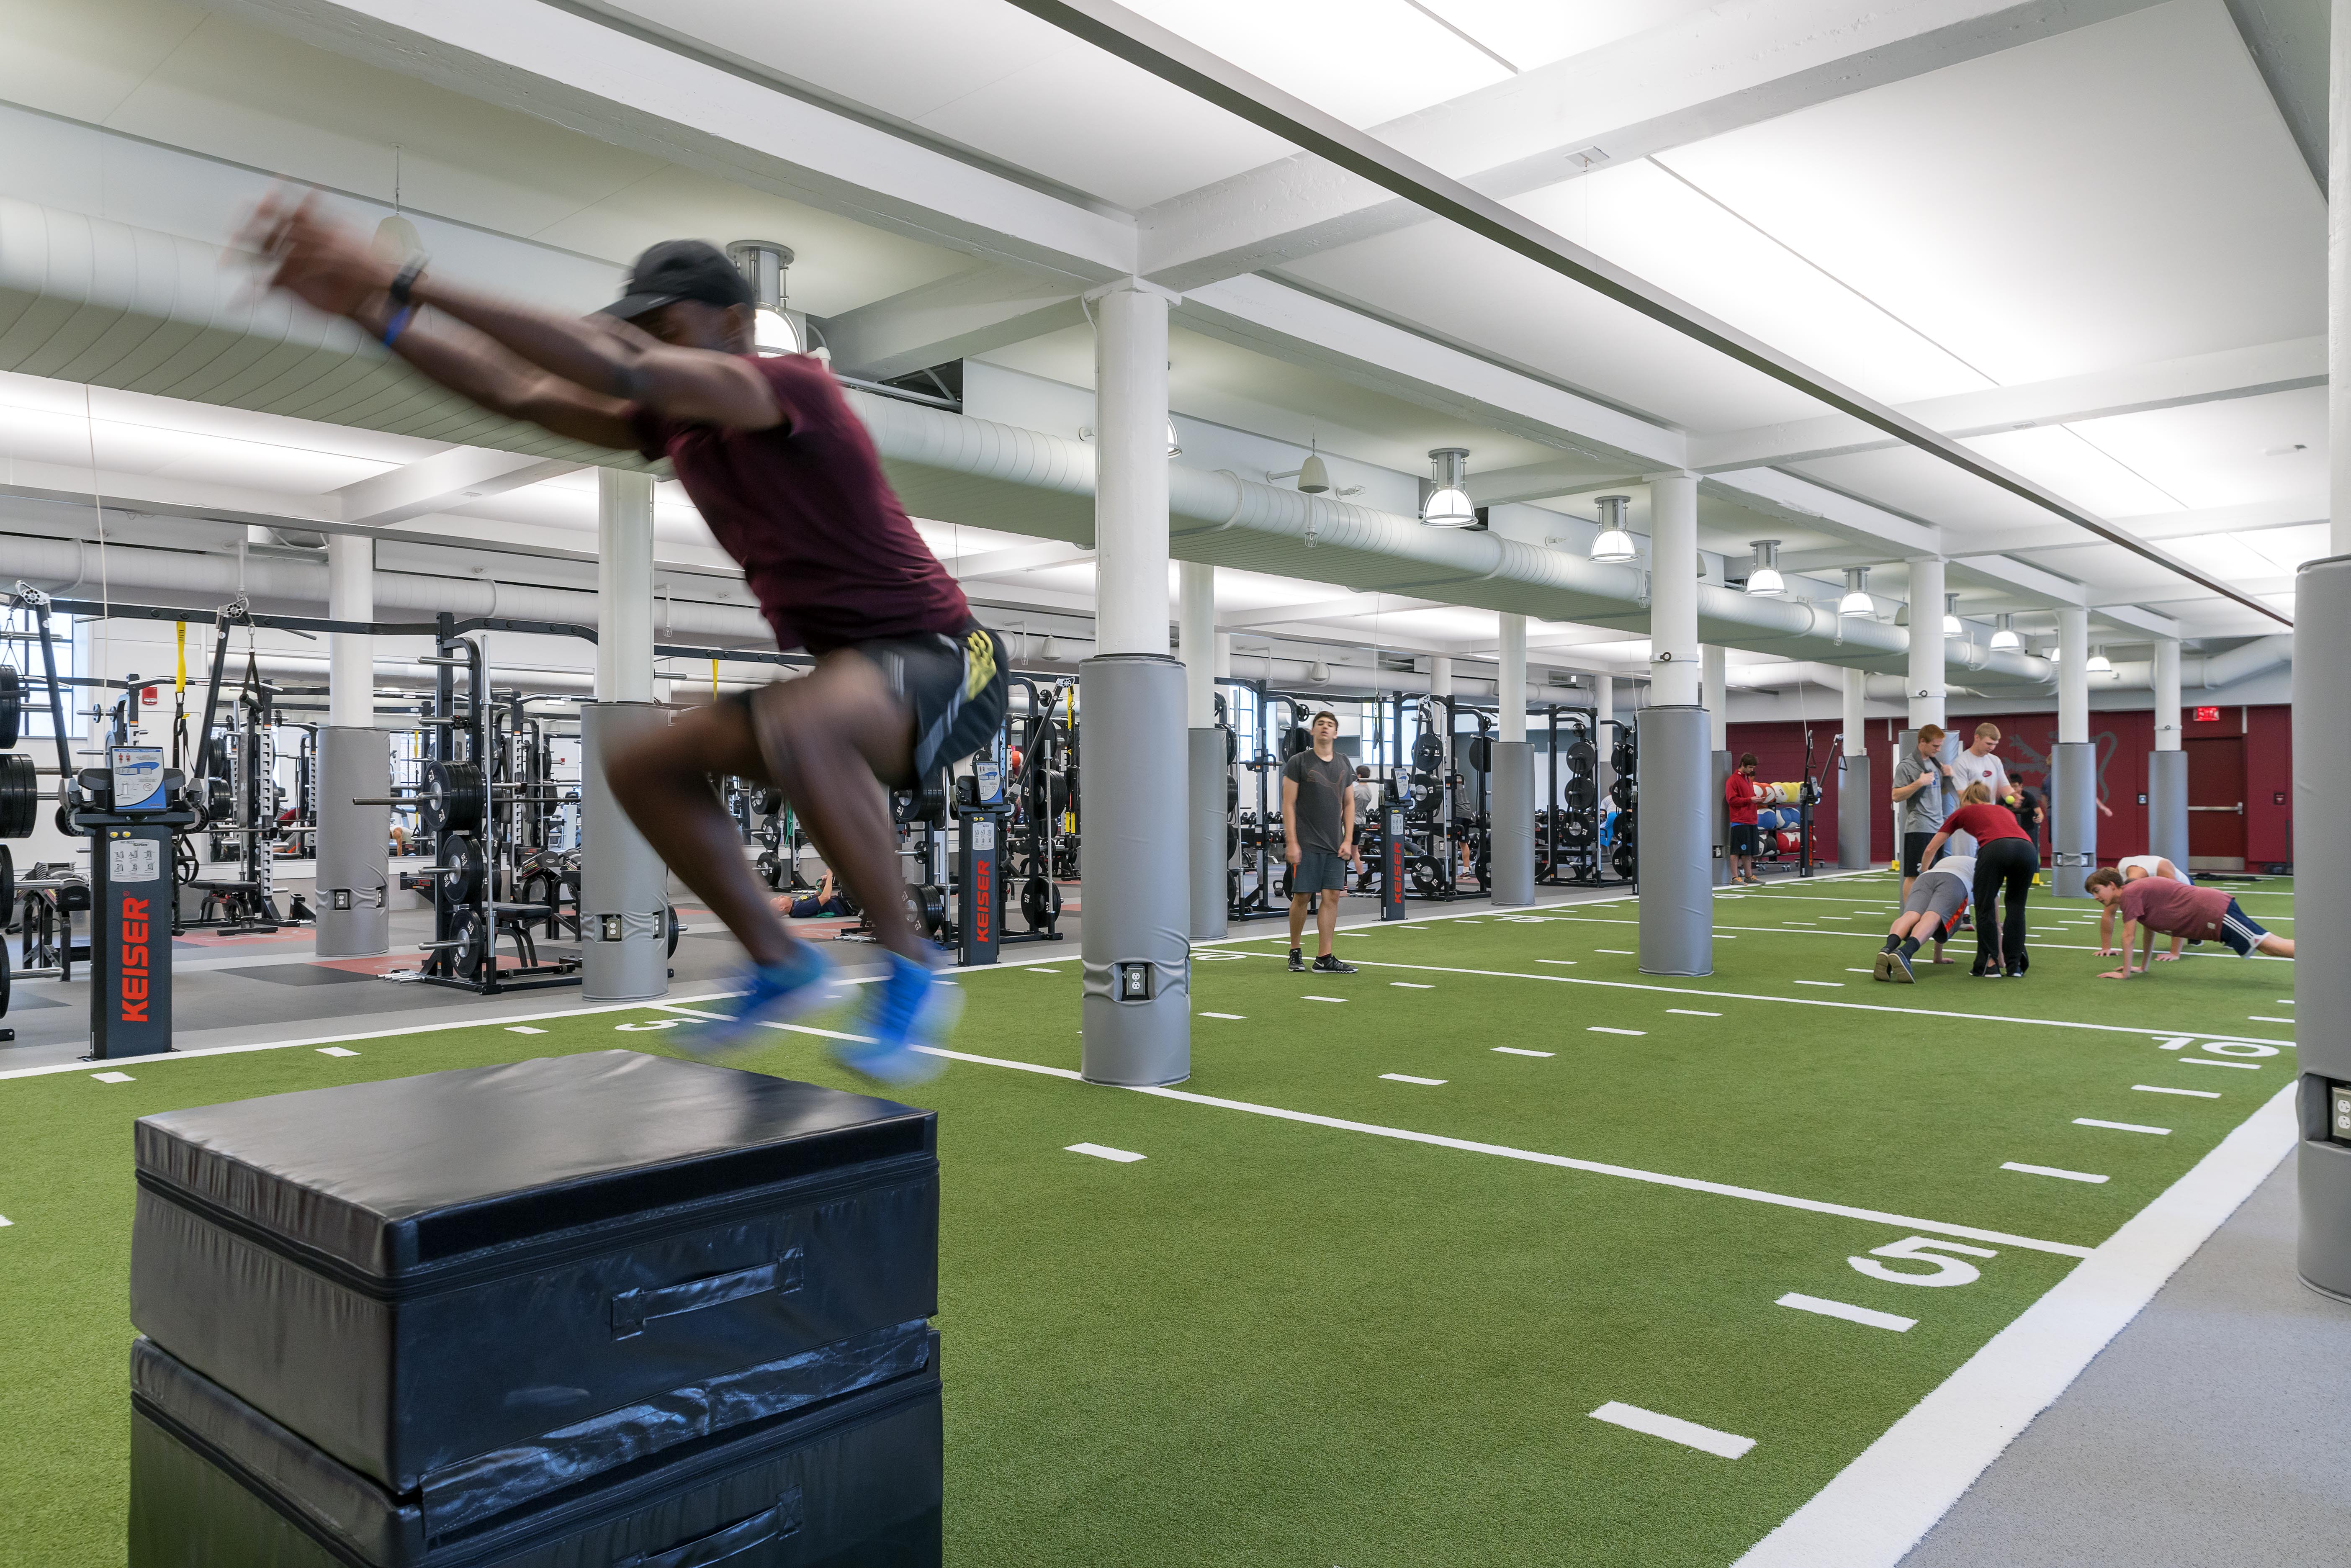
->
xmin=1166 ymin=421 xmax=1182 ymax=457
xmin=1296 ymin=441 xmax=1330 ymax=494
xmin=1744 ymin=540 xmax=1785 ymax=597
xmin=1837 ymin=567 xmax=1874 ymax=619
xmin=1589 ymin=494 xmax=1637 ymax=562
xmin=1989 ymin=612 xmax=2022 ymax=652
xmin=725 ymin=240 xmax=802 ymax=356
xmin=2085 ymin=645 xmax=2113 ymax=673
xmin=1422 ymin=447 xmax=1476 ymax=527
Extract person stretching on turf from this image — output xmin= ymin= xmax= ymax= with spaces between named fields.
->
xmin=1917 ymin=782 xmax=2039 ymax=978
xmin=1726 ymin=753 xmax=1763 ymax=886
xmin=2096 ymin=854 xmax=2193 ymax=961
xmin=2086 ymin=867 xmax=2293 ymax=977
xmin=238 ymin=196 xmax=1002 ymax=1080
xmin=1873 ymin=853 xmax=1973 ymax=983
xmin=1283 ymin=710 xmax=1358 ymax=975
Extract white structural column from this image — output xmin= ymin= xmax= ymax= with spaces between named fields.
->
xmin=1180 ymin=560 xmax=1226 ymax=938
xmin=1702 ymin=643 xmax=1730 ymax=887
xmin=2147 ymin=636 xmax=2188 ymax=868
xmin=1082 ymin=280 xmax=1188 ymax=1085
xmin=1838 ymin=665 xmax=1871 ymax=869
xmin=2051 ymin=604 xmax=2095 ymax=898
xmin=1429 ymin=654 xmax=1452 ymax=697
xmin=1595 ymin=674 xmax=1615 ymax=802
xmin=2301 ymin=16 xmax=2351 ymax=1290
xmin=314 ymin=533 xmax=388 ymax=956
xmin=1906 ymin=556 xmax=1947 ymax=731
xmin=1641 ymin=473 xmax=1709 ymax=974
xmin=1490 ymin=613 xmax=1534 ymax=905
xmin=582 ymin=468 xmax=667 ymax=1000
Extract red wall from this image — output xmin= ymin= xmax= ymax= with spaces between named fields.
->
xmin=1729 ymin=703 xmax=2294 ymax=870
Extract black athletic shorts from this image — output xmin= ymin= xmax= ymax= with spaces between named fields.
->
xmin=1729 ymin=823 xmax=1759 ymax=856
xmin=734 ymin=622 xmax=1008 ymax=782
xmin=1901 ymin=831 xmax=1940 ymax=879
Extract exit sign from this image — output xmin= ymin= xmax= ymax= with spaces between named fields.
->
xmin=2193 ymin=706 xmax=2221 ymax=723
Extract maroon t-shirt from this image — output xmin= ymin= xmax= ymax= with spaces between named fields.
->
xmin=1942 ymin=802 xmax=2030 ymax=846
xmin=2114 ymin=877 xmax=2233 ymax=938
xmin=631 ymin=355 xmax=971 ymax=655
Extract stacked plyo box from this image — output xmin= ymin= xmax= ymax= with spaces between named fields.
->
xmin=126 ymin=1050 xmax=943 ymax=1567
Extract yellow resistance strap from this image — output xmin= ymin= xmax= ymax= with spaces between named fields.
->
xmin=175 ymin=621 xmax=187 ymax=692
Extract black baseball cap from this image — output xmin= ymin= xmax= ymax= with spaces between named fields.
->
xmin=600 ymin=240 xmax=754 ymax=321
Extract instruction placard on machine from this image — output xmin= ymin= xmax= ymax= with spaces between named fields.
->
xmin=109 ymin=834 xmax=162 ymax=883
xmin=109 ymin=745 xmax=166 ymax=812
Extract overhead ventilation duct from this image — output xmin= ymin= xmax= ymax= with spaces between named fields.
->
xmin=1 ymin=196 xmax=2058 ymax=688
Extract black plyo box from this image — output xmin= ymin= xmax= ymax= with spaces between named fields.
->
xmin=129 ymin=1334 xmax=942 ymax=1568
xmin=131 ymin=1051 xmax=939 ymax=1497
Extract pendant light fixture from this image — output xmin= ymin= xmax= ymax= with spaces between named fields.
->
xmin=1837 ymin=567 xmax=1874 ymax=619
xmin=1744 ymin=540 xmax=1785 ymax=597
xmin=1942 ymin=593 xmax=1964 ymax=638
xmin=2085 ymin=645 xmax=2113 ymax=673
xmin=1988 ymin=612 xmax=2022 ymax=652
xmin=726 ymin=240 xmax=801 ymax=356
xmin=1589 ymin=495 xmax=1636 ymax=562
xmin=1421 ymin=448 xmax=1476 ymax=527
xmin=1296 ymin=441 xmax=1329 ymax=494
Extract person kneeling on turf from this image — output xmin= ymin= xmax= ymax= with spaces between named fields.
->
xmin=2086 ymin=866 xmax=2293 ymax=977
xmin=1874 ymin=853 xmax=1973 ymax=983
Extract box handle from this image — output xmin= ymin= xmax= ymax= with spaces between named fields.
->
xmin=611 ymin=1247 xmax=805 ymax=1339
xmin=614 ymin=1489 xmax=802 ymax=1568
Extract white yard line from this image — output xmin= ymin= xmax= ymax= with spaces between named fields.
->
xmin=2000 ymin=1162 xmax=2109 ymax=1185
xmin=1734 ymin=1081 xmax=2297 ymax=1568
xmin=1777 ymin=1293 xmax=1915 ymax=1333
xmin=1553 ymin=914 xmax=2292 ymax=963
xmin=2133 ymin=1085 xmax=2219 ymax=1098
xmin=1065 ymin=1143 xmax=1145 ymax=1163
xmin=1492 ymin=1047 xmax=1554 ymax=1057
xmin=1591 ymin=1401 xmax=1755 ymax=1460
xmin=2072 ymin=1118 xmax=2169 ymax=1135
xmin=1379 ymin=1073 xmax=1446 ymax=1086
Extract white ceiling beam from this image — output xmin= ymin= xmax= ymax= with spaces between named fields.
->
xmin=1944 ymin=552 xmax=2086 ymax=607
xmin=332 ymin=448 xmax=582 ymax=527
xmin=1176 ymin=275 xmax=1685 ymax=471
xmin=821 ymin=270 xmax=1090 ymax=380
xmin=211 ymin=0 xmax=1135 ymax=283
xmin=2088 ymin=577 xmax=2293 ymax=606
xmin=1952 ymin=499 xmax=2326 ymax=555
xmin=1219 ymin=594 xmax=1449 ymax=630
xmin=941 ymin=540 xmax=1096 ymax=580
xmin=1136 ymin=0 xmax=2162 ymax=290
xmin=2091 ymin=602 xmax=2185 ymax=638
xmin=1702 ymin=469 xmax=1940 ymax=558
xmin=1692 ymin=336 xmax=2324 ymax=470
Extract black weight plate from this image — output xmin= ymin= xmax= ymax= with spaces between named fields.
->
xmin=917 ymin=882 xmax=949 ymax=937
xmin=1608 ymin=778 xmax=1633 ymax=809
xmin=1408 ymin=855 xmax=1446 ymax=897
xmin=1612 ymin=841 xmax=1637 ymax=879
xmin=0 ymin=940 xmax=10 ymax=1019
xmin=755 ymin=787 xmax=785 ymax=817
xmin=0 ymin=752 xmax=38 ymax=839
xmin=0 ymin=843 xmax=11 ymax=910
xmin=1611 ymin=741 xmax=1634 ymax=775
xmin=1226 ymin=825 xmax=1239 ymax=860
xmin=1464 ymin=735 xmax=1492 ymax=772
xmin=1281 ymin=726 xmax=1311 ymax=761
xmin=1566 ymin=738 xmax=1596 ymax=771
xmin=1226 ymin=774 xmax=1239 ymax=812
xmin=443 ymin=835 xmax=485 ymax=906
xmin=1565 ymin=777 xmax=1597 ymax=811
xmin=1020 ymin=875 xmax=1062 ymax=931
xmin=1224 ymin=727 xmax=1237 ymax=763
xmin=1411 ymin=733 xmax=1444 ymax=772
xmin=422 ymin=760 xmax=485 ymax=837
xmin=0 ymin=666 xmax=19 ymax=751
xmin=668 ymin=906 xmax=684 ymax=958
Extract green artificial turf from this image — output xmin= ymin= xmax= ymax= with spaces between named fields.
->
xmin=0 ymin=873 xmax=2295 ymax=1567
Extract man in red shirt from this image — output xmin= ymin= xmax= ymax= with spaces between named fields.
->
xmin=1724 ymin=753 xmax=1762 ymax=886
xmin=241 ymin=196 xmax=1000 ymax=1080
xmin=2086 ymin=867 xmax=2293 ymax=977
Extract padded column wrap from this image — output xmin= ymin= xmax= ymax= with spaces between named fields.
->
xmin=2295 ymin=556 xmax=2351 ymax=1294
xmin=1711 ymin=749 xmax=1731 ymax=887
xmin=2146 ymin=750 xmax=2189 ymax=870
xmin=2050 ymin=740 xmax=2096 ymax=898
xmin=1637 ymin=705 xmax=1712 ymax=977
xmin=1488 ymin=740 xmax=1533 ymax=907
xmin=581 ymin=702 xmax=670 ymax=1002
xmin=1188 ymin=728 xmax=1229 ymax=939
xmin=1078 ymin=655 xmax=1190 ymax=1086
xmin=1838 ymin=753 xmax=1872 ymax=870
xmin=314 ymin=727 xmax=389 ymax=958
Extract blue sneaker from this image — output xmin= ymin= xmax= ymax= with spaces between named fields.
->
xmin=685 ymin=944 xmax=844 ymax=1055
xmin=832 ymin=950 xmax=958 ymax=1084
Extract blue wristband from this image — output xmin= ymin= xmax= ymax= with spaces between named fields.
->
xmin=381 ymin=304 xmax=416 ymax=348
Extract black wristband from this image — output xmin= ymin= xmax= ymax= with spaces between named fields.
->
xmin=388 ymin=260 xmax=427 ymax=308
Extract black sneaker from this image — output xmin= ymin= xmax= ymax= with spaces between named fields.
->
xmin=1289 ymin=948 xmax=1307 ymax=972
xmin=1312 ymin=954 xmax=1356 ymax=974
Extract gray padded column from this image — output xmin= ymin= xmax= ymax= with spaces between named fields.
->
xmin=2147 ymin=751 xmax=2189 ymax=869
xmin=1638 ymin=704 xmax=1712 ymax=977
xmin=1080 ymin=654 xmax=1190 ymax=1086
xmin=312 ymin=726 xmax=389 ymax=957
xmin=1837 ymin=753 xmax=1873 ymax=870
xmin=1489 ymin=740 xmax=1534 ymax=906
xmin=2050 ymin=741 xmax=2096 ymax=898
xmin=2296 ymin=555 xmax=2351 ymax=1296
xmin=581 ymin=701 xmax=670 ymax=1001
xmin=1711 ymin=749 xmax=1731 ymax=887
xmin=1188 ymin=728 xmax=1229 ymax=938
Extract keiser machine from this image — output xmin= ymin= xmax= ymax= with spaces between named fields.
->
xmin=70 ymin=742 xmax=197 ymax=1059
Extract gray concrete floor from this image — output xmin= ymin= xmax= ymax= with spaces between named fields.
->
xmin=1900 ymin=1152 xmax=2351 ymax=1568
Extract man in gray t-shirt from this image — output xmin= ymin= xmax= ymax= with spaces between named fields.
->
xmin=1889 ymin=725 xmax=1954 ymax=900
xmin=1282 ymin=711 xmax=1358 ymax=974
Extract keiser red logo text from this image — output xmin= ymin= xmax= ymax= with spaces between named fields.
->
xmin=120 ymin=896 xmax=150 ymax=1023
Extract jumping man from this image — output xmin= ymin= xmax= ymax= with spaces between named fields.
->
xmin=239 ymin=196 xmax=1002 ymax=1080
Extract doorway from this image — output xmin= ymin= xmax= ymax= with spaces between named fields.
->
xmin=2185 ymin=735 xmax=2246 ymax=871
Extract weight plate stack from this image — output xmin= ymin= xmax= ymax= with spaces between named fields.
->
xmin=1566 ymin=738 xmax=1596 ymax=771
xmin=1411 ymin=733 xmax=1444 ymax=773
xmin=1020 ymin=875 xmax=1062 ymax=932
xmin=0 ymin=842 xmax=12 ymax=909
xmin=0 ymin=665 xmax=20 ymax=751
xmin=443 ymin=836 xmax=486 ymax=906
xmin=422 ymin=760 xmax=486 ymax=838
xmin=0 ymin=752 xmax=36 ymax=839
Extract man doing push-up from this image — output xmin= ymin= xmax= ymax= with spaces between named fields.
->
xmin=2086 ymin=867 xmax=2293 ymax=978
xmin=240 ymin=195 xmax=1000 ymax=1080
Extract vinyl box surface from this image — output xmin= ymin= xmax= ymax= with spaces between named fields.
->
xmin=131 ymin=1051 xmax=939 ymax=1495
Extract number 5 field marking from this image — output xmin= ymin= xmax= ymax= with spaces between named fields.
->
xmin=1850 ymin=1236 xmax=1998 ymax=1287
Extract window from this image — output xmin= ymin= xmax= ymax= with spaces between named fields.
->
xmin=0 ymin=607 xmax=75 ymax=741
